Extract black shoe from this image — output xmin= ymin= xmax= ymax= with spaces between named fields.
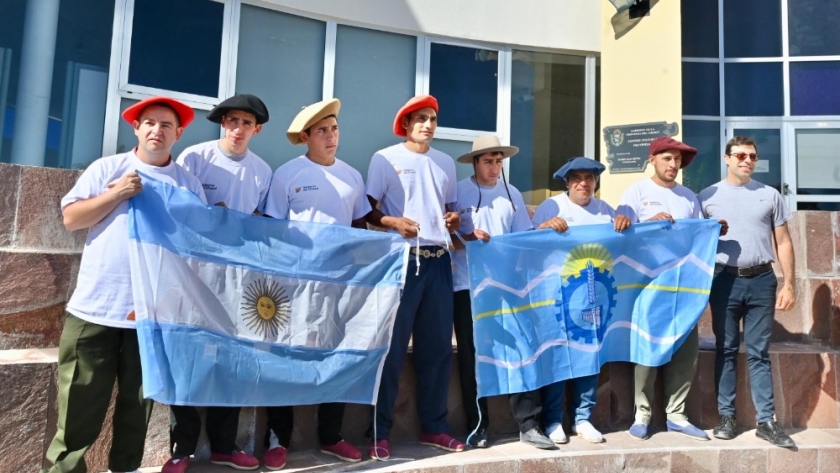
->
xmin=519 ymin=428 xmax=555 ymax=450
xmin=756 ymin=421 xmax=796 ymax=448
xmin=467 ymin=428 xmax=489 ymax=448
xmin=713 ymin=415 xmax=737 ymax=440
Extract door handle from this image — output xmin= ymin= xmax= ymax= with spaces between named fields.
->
xmin=783 ymin=183 xmax=790 ymax=195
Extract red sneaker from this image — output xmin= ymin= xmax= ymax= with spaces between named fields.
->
xmin=160 ymin=456 xmax=191 ymax=473
xmin=209 ymin=450 xmax=259 ymax=470
xmin=320 ymin=439 xmax=361 ymax=462
xmin=262 ymin=446 xmax=287 ymax=471
xmin=419 ymin=432 xmax=465 ymax=452
xmin=368 ymin=438 xmax=390 ymax=460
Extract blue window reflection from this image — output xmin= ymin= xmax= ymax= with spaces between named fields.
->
xmin=429 ymin=43 xmax=497 ymax=131
xmin=682 ymin=62 xmax=719 ymax=116
xmin=723 ymin=0 xmax=782 ymax=58
xmin=129 ymin=0 xmax=223 ymax=98
xmin=791 ymin=62 xmax=840 ymax=116
xmin=724 ymin=63 xmax=783 ymax=116
xmin=681 ymin=0 xmax=718 ymax=58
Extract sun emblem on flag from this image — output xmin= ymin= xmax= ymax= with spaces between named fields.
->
xmin=240 ymin=279 xmax=291 ymax=338
xmin=555 ymin=243 xmax=617 ymax=344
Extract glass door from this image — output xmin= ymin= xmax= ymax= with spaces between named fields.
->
xmin=725 ymin=122 xmax=787 ymax=205
xmin=786 ymin=122 xmax=840 ymax=211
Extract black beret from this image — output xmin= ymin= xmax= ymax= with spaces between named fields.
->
xmin=207 ymin=94 xmax=269 ymax=124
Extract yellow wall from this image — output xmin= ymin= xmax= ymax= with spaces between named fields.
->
xmin=598 ymin=0 xmax=683 ymax=206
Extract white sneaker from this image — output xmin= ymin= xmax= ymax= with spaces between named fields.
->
xmin=545 ymin=422 xmax=568 ymax=444
xmin=573 ymin=421 xmax=604 ymax=443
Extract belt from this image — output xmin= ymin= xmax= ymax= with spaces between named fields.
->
xmin=410 ymin=246 xmax=448 ymax=258
xmin=723 ymin=262 xmax=773 ymax=277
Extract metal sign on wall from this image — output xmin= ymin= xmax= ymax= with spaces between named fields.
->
xmin=603 ymin=121 xmax=679 ymax=173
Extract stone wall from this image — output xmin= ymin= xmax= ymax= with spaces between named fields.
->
xmin=1 ymin=162 xmax=839 ymax=472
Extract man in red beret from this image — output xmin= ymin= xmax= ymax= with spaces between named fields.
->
xmin=616 ymin=135 xmax=724 ymax=442
xmin=41 ymin=97 xmax=207 ymax=473
xmin=364 ymin=95 xmax=464 ymax=459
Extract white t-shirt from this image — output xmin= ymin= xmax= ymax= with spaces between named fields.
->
xmin=616 ymin=178 xmax=701 ymax=223
xmin=531 ymin=193 xmax=616 ymax=228
xmin=366 ymin=143 xmax=457 ymax=247
xmin=264 ymin=156 xmax=371 ymax=226
xmin=62 ymin=151 xmax=207 ymax=329
xmin=451 ymin=178 xmax=532 ymax=291
xmin=176 ymin=140 xmax=272 ymax=215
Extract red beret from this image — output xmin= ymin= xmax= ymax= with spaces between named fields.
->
xmin=393 ymin=95 xmax=439 ymax=137
xmin=121 ymin=96 xmax=195 ymax=128
xmin=649 ymin=136 xmax=698 ymax=168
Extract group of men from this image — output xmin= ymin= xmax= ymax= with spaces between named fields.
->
xmin=40 ymin=92 xmax=797 ymax=473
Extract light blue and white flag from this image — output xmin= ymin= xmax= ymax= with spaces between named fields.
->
xmin=467 ymin=220 xmax=719 ymax=397
xmin=128 ymin=174 xmax=406 ymax=406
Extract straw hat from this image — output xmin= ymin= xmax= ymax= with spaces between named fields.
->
xmin=456 ymin=135 xmax=519 ymax=164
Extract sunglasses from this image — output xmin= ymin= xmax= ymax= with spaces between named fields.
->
xmin=728 ymin=152 xmax=759 ymax=162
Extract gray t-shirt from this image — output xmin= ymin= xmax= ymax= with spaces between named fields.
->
xmin=698 ymin=179 xmax=791 ymax=268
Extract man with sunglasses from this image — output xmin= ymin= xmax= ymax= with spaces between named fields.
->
xmin=698 ymin=136 xmax=796 ymax=448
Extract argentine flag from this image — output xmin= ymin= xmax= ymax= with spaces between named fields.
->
xmin=467 ymin=220 xmax=719 ymax=397
xmin=128 ymin=174 xmax=406 ymax=406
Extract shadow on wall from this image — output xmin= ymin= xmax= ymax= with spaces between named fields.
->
xmin=610 ymin=0 xmax=661 ymax=40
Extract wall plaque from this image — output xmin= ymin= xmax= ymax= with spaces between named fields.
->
xmin=603 ymin=121 xmax=679 ymax=173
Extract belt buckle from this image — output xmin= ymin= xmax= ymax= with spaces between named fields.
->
xmin=738 ymin=267 xmax=751 ymax=277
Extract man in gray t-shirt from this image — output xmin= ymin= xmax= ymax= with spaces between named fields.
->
xmin=698 ymin=135 xmax=796 ymax=448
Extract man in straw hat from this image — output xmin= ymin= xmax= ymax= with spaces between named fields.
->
xmin=616 ymin=136 xmax=723 ymax=442
xmin=531 ymin=157 xmax=630 ymax=445
xmin=41 ymin=97 xmax=207 ymax=473
xmin=161 ymin=93 xmax=272 ymax=473
xmin=261 ymin=98 xmax=369 ymax=470
xmin=364 ymin=95 xmax=465 ymax=459
xmin=451 ymin=135 xmax=554 ymax=450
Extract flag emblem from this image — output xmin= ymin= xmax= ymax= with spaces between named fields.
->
xmin=240 ymin=279 xmax=291 ymax=338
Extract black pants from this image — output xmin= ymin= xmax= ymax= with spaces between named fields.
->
xmin=265 ymin=403 xmax=345 ymax=447
xmin=510 ymin=390 xmax=542 ymax=433
xmin=453 ymin=290 xmax=489 ymax=431
xmin=170 ymin=406 xmax=240 ymax=457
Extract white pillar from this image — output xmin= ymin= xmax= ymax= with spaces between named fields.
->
xmin=10 ymin=0 xmax=61 ymax=166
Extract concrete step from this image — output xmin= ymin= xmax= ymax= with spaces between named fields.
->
xmin=122 ymin=428 xmax=840 ymax=473
xmin=5 ymin=341 xmax=839 ymax=473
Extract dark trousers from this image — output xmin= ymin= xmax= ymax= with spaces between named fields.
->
xmin=265 ymin=403 xmax=345 ymax=447
xmin=169 ymin=405 xmax=240 ymax=457
xmin=370 ymin=252 xmax=454 ymax=439
xmin=510 ymin=390 xmax=542 ymax=433
xmin=41 ymin=313 xmax=153 ymax=473
xmin=709 ymin=269 xmax=777 ymax=423
xmin=453 ymin=290 xmax=489 ymax=431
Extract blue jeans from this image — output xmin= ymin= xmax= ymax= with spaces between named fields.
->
xmin=540 ymin=373 xmax=598 ymax=426
xmin=709 ymin=268 xmax=777 ymax=423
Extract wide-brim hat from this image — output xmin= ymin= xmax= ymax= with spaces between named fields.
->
xmin=286 ymin=99 xmax=341 ymax=145
xmin=207 ymin=94 xmax=269 ymax=124
xmin=456 ymin=135 xmax=519 ymax=163
xmin=553 ymin=157 xmax=606 ymax=181
xmin=649 ymin=136 xmax=698 ymax=168
xmin=393 ymin=95 xmax=439 ymax=137
xmin=121 ymin=96 xmax=195 ymax=128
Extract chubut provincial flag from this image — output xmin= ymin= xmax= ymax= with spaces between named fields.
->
xmin=466 ymin=220 xmax=719 ymax=397
xmin=128 ymin=174 xmax=406 ymax=406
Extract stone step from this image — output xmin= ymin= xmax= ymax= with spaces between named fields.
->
xmin=118 ymin=428 xmax=840 ymax=473
xmin=5 ymin=341 xmax=839 ymax=473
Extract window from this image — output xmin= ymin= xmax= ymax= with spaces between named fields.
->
xmin=429 ymin=43 xmax=498 ymax=132
xmin=681 ymin=0 xmax=718 ymax=58
xmin=0 ymin=0 xmax=114 ymax=168
xmin=724 ymin=63 xmax=783 ymax=116
xmin=128 ymin=0 xmax=224 ymax=98
xmin=682 ymin=63 xmax=719 ymax=116
xmin=788 ymin=1 xmax=840 ymax=56
xmin=723 ymin=0 xmax=782 ymax=58
xmin=790 ymin=62 xmax=840 ymax=116
xmin=234 ymin=5 xmax=325 ymax=169
xmin=333 ymin=25 xmax=415 ymax=178
xmin=681 ymin=120 xmax=722 ymax=193
xmin=509 ymin=51 xmax=586 ymax=204
xmin=795 ymin=129 xmax=840 ymax=194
